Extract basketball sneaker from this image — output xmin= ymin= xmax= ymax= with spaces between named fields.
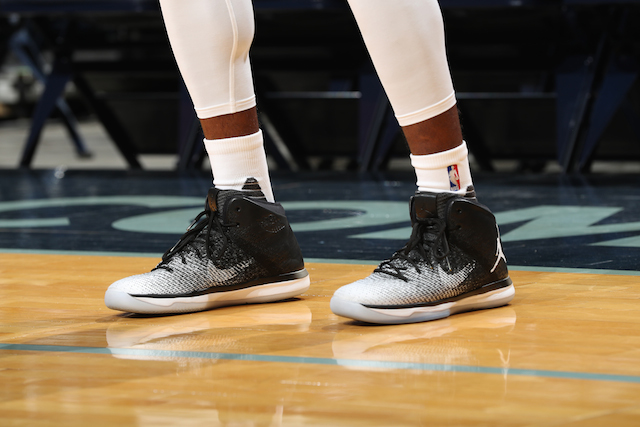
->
xmin=105 ymin=180 xmax=310 ymax=314
xmin=330 ymin=187 xmax=513 ymax=324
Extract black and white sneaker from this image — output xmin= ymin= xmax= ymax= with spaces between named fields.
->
xmin=105 ymin=181 xmax=310 ymax=314
xmin=330 ymin=187 xmax=513 ymax=324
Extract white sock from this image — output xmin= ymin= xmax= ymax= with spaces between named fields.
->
xmin=203 ymin=129 xmax=275 ymax=202
xmin=410 ymin=141 xmax=473 ymax=194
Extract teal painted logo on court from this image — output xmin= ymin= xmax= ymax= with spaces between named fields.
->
xmin=1 ymin=197 xmax=640 ymax=247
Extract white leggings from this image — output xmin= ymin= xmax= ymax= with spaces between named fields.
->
xmin=159 ymin=0 xmax=455 ymax=126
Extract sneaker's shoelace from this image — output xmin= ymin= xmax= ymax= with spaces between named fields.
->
xmin=374 ymin=218 xmax=450 ymax=282
xmin=153 ymin=203 xmax=237 ymax=273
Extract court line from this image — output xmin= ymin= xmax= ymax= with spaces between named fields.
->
xmin=0 ymin=248 xmax=163 ymax=258
xmin=2 ymin=248 xmax=640 ymax=276
xmin=310 ymin=259 xmax=640 ymax=276
xmin=1 ymin=343 xmax=640 ymax=384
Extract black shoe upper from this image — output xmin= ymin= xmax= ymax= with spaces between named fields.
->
xmin=216 ymin=187 xmax=306 ymax=277
xmin=351 ymin=187 xmax=510 ymax=307
xmin=409 ymin=187 xmax=508 ymax=282
xmin=154 ymin=186 xmax=305 ymax=282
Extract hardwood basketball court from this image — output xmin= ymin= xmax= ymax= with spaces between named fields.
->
xmin=2 ymin=171 xmax=640 ymax=425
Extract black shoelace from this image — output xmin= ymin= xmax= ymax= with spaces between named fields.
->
xmin=374 ymin=217 xmax=451 ymax=282
xmin=153 ymin=204 xmax=237 ymax=273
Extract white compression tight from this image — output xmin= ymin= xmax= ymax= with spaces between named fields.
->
xmin=158 ymin=0 xmax=456 ymax=126
xmin=159 ymin=0 xmax=257 ymax=119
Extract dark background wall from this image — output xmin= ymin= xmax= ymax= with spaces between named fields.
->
xmin=2 ymin=1 xmax=639 ymax=170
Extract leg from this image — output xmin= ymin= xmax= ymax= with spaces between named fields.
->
xmin=160 ymin=0 xmax=273 ymax=201
xmin=402 ymin=106 xmax=462 ymax=155
xmin=348 ymin=0 xmax=470 ymax=194
xmin=331 ymin=0 xmax=513 ymax=324
xmin=104 ymin=0 xmax=309 ymax=314
xmin=199 ymin=107 xmax=259 ymax=139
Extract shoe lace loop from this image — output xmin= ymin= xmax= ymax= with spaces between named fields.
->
xmin=152 ymin=202 xmax=237 ymax=272
xmin=374 ymin=218 xmax=450 ymax=281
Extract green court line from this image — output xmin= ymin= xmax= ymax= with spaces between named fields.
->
xmin=506 ymin=265 xmax=640 ymax=276
xmin=1 ymin=343 xmax=639 ymax=384
xmin=2 ymin=248 xmax=640 ymax=276
xmin=306 ymin=258 xmax=379 ymax=266
xmin=0 ymin=248 xmax=162 ymax=258
xmin=307 ymin=259 xmax=640 ymax=276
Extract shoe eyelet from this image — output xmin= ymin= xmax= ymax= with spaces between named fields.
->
xmin=236 ymin=207 xmax=241 ymax=212
xmin=236 ymin=223 xmax=240 ymax=227
xmin=457 ymin=209 xmax=463 ymax=214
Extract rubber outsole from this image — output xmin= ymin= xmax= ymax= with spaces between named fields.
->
xmin=105 ymin=273 xmax=311 ymax=314
xmin=330 ymin=283 xmax=515 ymax=324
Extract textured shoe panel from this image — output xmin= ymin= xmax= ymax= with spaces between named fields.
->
xmin=109 ymin=246 xmax=267 ymax=296
xmin=333 ymin=248 xmax=477 ymax=306
xmin=445 ymin=198 xmax=509 ymax=279
xmin=199 ymin=186 xmax=303 ymax=278
xmin=223 ymin=196 xmax=305 ymax=275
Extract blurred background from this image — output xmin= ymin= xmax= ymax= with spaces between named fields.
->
xmin=0 ymin=0 xmax=639 ymax=174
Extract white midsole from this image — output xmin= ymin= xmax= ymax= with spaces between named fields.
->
xmin=105 ymin=274 xmax=311 ymax=314
xmin=330 ymin=283 xmax=515 ymax=324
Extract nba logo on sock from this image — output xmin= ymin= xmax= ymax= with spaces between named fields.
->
xmin=448 ymin=165 xmax=460 ymax=191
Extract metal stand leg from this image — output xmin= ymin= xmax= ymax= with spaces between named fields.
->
xmin=555 ymin=7 xmax=630 ymax=173
xmin=255 ymin=75 xmax=310 ymax=171
xmin=457 ymin=104 xmax=495 ymax=172
xmin=73 ymin=74 xmax=142 ymax=169
xmin=370 ymin=109 xmax=401 ymax=171
xmin=578 ymin=56 xmax=637 ymax=172
xmin=11 ymin=24 xmax=91 ymax=162
xmin=357 ymin=72 xmax=390 ymax=172
xmin=555 ymin=53 xmax=602 ymax=173
xmin=19 ymin=56 xmax=72 ymax=167
xmin=177 ymin=116 xmax=204 ymax=171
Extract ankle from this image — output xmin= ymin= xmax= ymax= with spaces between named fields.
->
xmin=410 ymin=141 xmax=472 ymax=194
xmin=204 ymin=130 xmax=275 ymax=202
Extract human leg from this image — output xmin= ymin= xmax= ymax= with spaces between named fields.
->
xmin=331 ymin=0 xmax=513 ymax=324
xmin=160 ymin=0 xmax=273 ymax=201
xmin=104 ymin=0 xmax=308 ymax=314
xmin=347 ymin=0 xmax=470 ymax=194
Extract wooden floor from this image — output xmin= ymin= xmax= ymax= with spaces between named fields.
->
xmin=2 ymin=253 xmax=640 ymax=426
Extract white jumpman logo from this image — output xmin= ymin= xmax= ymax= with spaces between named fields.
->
xmin=490 ymin=225 xmax=507 ymax=273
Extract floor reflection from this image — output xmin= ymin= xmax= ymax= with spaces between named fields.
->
xmin=106 ymin=300 xmax=313 ymax=360
xmin=332 ymin=307 xmax=516 ymax=368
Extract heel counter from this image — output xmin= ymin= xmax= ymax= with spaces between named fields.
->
xmin=227 ymin=197 xmax=305 ymax=274
xmin=447 ymin=199 xmax=508 ymax=277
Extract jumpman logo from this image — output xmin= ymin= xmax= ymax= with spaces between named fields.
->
xmin=490 ymin=225 xmax=507 ymax=273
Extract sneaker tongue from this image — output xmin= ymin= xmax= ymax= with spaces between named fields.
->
xmin=410 ymin=191 xmax=456 ymax=244
xmin=435 ymin=192 xmax=457 ymax=218
xmin=214 ymin=187 xmax=265 ymax=217
xmin=215 ymin=189 xmax=240 ymax=217
xmin=413 ymin=191 xmax=455 ymax=221
xmin=205 ymin=178 xmax=266 ymax=216
xmin=206 ymin=188 xmax=219 ymax=213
